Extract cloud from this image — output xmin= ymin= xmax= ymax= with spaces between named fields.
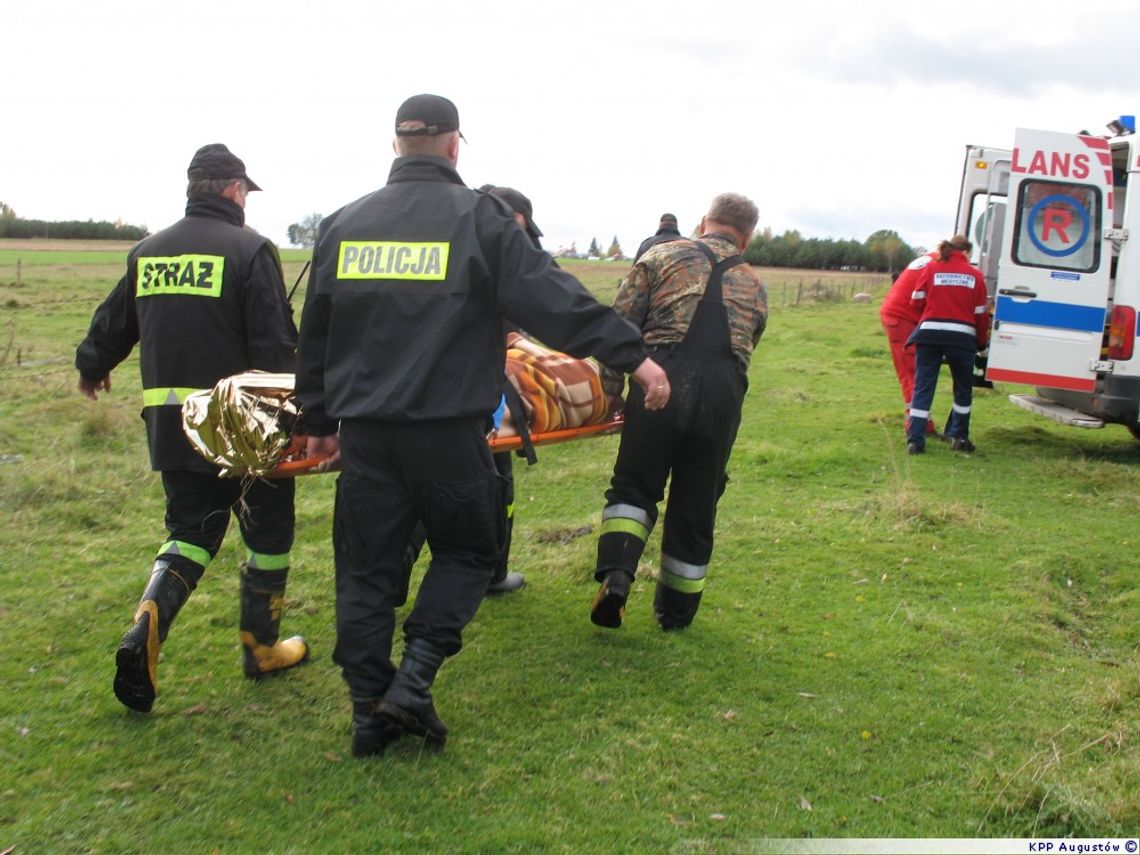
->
xmin=814 ymin=14 xmax=1140 ymax=98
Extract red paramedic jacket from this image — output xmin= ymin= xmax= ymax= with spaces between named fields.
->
xmin=880 ymin=251 xmax=937 ymax=325
xmin=909 ymin=250 xmax=989 ymax=351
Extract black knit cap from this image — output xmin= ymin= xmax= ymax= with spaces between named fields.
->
xmin=394 ymin=94 xmax=463 ymax=138
xmin=488 ymin=186 xmax=542 ymax=239
xmin=186 ymin=143 xmax=261 ymax=191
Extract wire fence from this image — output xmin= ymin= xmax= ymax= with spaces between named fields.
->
xmin=761 ymin=276 xmax=891 ymax=308
xmin=1 ymin=264 xmax=895 ymax=383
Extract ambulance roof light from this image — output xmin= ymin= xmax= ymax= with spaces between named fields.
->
xmin=1106 ymin=115 xmax=1135 ymax=136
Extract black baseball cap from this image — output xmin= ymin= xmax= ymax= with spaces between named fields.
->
xmin=187 ymin=144 xmax=261 ymax=191
xmin=488 ymin=186 xmax=542 ymax=239
xmin=394 ymin=94 xmax=464 ymax=139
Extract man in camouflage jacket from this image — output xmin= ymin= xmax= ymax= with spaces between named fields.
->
xmin=593 ymin=193 xmax=768 ymax=631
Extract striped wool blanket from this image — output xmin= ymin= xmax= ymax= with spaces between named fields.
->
xmin=500 ymin=331 xmax=610 ymax=435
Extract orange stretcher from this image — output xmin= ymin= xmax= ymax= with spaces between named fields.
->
xmin=265 ymin=417 xmax=624 ymax=478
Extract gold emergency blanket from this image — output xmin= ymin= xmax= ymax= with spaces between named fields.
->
xmin=182 ymin=371 xmax=300 ymax=478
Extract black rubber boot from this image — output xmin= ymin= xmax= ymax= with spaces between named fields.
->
xmin=591 ymin=569 xmax=633 ymax=629
xmin=114 ymin=557 xmax=202 ymax=713
xmin=653 ymin=582 xmax=702 ymax=631
xmin=239 ymin=566 xmax=310 ymax=679
xmin=595 ymin=530 xmax=648 ymax=583
xmin=591 ymin=521 xmax=648 ymax=629
xmin=377 ymin=639 xmax=448 ymax=746
xmin=351 ymin=700 xmax=403 ymax=758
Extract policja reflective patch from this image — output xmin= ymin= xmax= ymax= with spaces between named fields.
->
xmin=136 ymin=255 xmax=225 ymax=297
xmin=337 ymin=241 xmax=450 ymax=280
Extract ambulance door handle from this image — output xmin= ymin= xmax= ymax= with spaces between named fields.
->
xmin=998 ymin=288 xmax=1037 ymax=299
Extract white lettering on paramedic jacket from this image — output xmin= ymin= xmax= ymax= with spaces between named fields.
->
xmin=932 ymin=272 xmax=976 ymax=288
xmin=337 ymin=241 xmax=449 ymax=280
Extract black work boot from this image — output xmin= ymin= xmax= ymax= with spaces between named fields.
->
xmin=239 ymin=566 xmax=310 ymax=679
xmin=351 ymin=700 xmax=403 ymax=758
xmin=377 ymin=639 xmax=448 ymax=746
xmin=114 ymin=557 xmax=202 ymax=713
xmin=653 ymin=582 xmax=702 ymax=631
xmin=591 ymin=569 xmax=633 ymax=629
xmin=486 ymin=571 xmax=525 ymax=595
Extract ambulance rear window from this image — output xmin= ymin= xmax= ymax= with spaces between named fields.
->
xmin=1011 ymin=179 xmax=1100 ymax=274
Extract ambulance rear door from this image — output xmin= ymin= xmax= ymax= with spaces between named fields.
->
xmin=986 ymin=128 xmax=1114 ymax=392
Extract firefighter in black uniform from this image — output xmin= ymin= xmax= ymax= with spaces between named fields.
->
xmin=76 ymin=144 xmax=309 ymax=713
xmin=294 ymin=94 xmax=671 ymax=757
xmin=591 ymin=193 xmax=768 ymax=632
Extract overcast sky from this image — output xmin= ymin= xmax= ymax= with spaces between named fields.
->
xmin=4 ymin=0 xmax=1138 ymax=256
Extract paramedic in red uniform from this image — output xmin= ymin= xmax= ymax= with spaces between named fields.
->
xmin=880 ymin=251 xmax=939 ymax=435
xmin=75 ymin=144 xmax=309 ymax=714
xmin=906 ymin=236 xmax=989 ymax=454
xmin=294 ymin=94 xmax=671 ymax=757
xmin=590 ymin=193 xmax=768 ymax=632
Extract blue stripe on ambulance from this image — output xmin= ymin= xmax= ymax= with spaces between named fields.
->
xmin=995 ymin=296 xmax=1105 ymax=333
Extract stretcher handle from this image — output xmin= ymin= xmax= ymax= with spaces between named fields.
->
xmin=487 ymin=419 xmax=622 ymax=451
xmin=266 ymin=417 xmax=623 ymax=478
xmin=266 ymin=454 xmax=337 ymax=477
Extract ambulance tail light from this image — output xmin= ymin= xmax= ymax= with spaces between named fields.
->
xmin=1107 ymin=305 xmax=1136 ymax=360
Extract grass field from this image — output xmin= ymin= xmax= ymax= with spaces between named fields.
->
xmin=1 ymin=244 xmax=1138 ymax=852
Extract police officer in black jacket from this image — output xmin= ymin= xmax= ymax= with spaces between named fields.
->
xmin=295 ymin=94 xmax=671 ymax=756
xmin=76 ymin=144 xmax=309 ymax=713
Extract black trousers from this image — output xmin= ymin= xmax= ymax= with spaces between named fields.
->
xmin=333 ymin=417 xmax=503 ymax=702
xmin=401 ymin=449 xmax=514 ymax=592
xmin=160 ymin=470 xmax=295 ymax=566
xmin=605 ymin=351 xmax=745 ymax=568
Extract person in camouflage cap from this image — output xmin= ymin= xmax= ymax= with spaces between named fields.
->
xmin=591 ymin=192 xmax=768 ymax=631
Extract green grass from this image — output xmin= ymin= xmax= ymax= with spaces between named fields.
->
xmin=1 ymin=249 xmax=1138 ymax=852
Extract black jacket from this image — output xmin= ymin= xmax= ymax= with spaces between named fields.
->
xmin=76 ymin=194 xmax=297 ymax=471
xmin=634 ymin=226 xmax=683 ymax=262
xmin=295 ymin=155 xmax=647 ymax=434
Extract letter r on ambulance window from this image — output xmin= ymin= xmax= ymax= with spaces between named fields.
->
xmin=1014 ymin=179 xmax=1100 ymax=273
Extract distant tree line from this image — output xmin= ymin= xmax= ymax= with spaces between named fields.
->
xmin=286 ymin=213 xmax=323 ymax=248
xmin=744 ymin=227 xmax=918 ymax=274
xmin=0 ymin=202 xmax=148 ymax=241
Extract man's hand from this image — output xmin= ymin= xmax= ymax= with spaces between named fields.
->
xmin=78 ymin=375 xmax=111 ymax=400
xmin=305 ymin=433 xmax=342 ymax=472
xmin=630 ymin=358 xmax=670 ymax=410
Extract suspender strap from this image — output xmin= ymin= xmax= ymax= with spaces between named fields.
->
xmin=502 ymin=379 xmax=538 ymax=465
xmin=692 ymin=241 xmax=744 ymax=303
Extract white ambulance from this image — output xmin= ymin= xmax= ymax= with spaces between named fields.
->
xmin=956 ymin=116 xmax=1140 ymax=437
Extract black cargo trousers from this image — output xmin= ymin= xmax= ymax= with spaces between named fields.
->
xmin=332 ymin=417 xmax=504 ymax=703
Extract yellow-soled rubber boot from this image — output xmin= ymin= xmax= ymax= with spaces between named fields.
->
xmin=239 ymin=565 xmax=310 ymax=679
xmin=114 ymin=557 xmax=202 ymax=712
